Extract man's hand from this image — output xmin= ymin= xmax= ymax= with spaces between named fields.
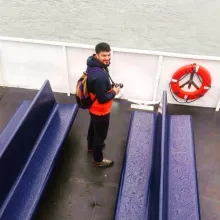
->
xmin=113 ymin=86 xmax=121 ymax=95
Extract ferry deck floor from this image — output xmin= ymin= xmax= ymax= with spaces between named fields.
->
xmin=0 ymin=86 xmax=219 ymax=220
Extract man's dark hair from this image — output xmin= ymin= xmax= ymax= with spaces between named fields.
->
xmin=95 ymin=42 xmax=111 ymax=54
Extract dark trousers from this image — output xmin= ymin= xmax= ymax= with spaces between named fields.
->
xmin=87 ymin=113 xmax=110 ymax=162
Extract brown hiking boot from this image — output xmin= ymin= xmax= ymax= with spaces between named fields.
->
xmin=93 ymin=158 xmax=114 ymax=168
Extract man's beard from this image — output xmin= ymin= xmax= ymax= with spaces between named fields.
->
xmin=103 ymin=61 xmax=110 ymax=67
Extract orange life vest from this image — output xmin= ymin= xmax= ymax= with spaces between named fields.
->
xmin=89 ymin=90 xmax=114 ymax=115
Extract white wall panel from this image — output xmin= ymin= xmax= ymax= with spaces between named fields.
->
xmin=0 ymin=41 xmax=67 ymax=93
xmin=156 ymin=57 xmax=220 ymax=107
xmin=1 ymin=36 xmax=220 ymax=108
xmin=66 ymin=47 xmax=93 ymax=94
xmin=111 ymin=52 xmax=158 ymax=100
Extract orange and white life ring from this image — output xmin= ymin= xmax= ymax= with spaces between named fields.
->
xmin=170 ymin=63 xmax=211 ymax=100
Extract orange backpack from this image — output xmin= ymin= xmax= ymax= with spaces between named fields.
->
xmin=75 ymin=72 xmax=96 ymax=109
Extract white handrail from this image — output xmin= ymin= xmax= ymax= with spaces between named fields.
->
xmin=1 ymin=35 xmax=220 ymax=110
xmin=1 ymin=36 xmax=220 ymax=61
xmin=153 ymin=56 xmax=163 ymax=101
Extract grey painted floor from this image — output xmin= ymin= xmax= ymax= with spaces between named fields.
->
xmin=0 ymin=86 xmax=219 ymax=220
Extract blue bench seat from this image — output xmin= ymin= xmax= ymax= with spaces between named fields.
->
xmin=0 ymin=80 xmax=79 ymax=220
xmin=114 ymin=111 xmax=155 ymax=220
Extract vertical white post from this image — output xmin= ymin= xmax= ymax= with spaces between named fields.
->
xmin=62 ymin=46 xmax=71 ymax=96
xmin=0 ymin=49 xmax=5 ymax=87
xmin=153 ymin=55 xmax=163 ymax=101
xmin=109 ymin=49 xmax=114 ymax=72
xmin=110 ymin=49 xmax=124 ymax=99
xmin=215 ymin=93 xmax=220 ymax=111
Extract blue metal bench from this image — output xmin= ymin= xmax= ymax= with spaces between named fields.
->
xmin=167 ymin=115 xmax=200 ymax=220
xmin=113 ymin=110 xmax=156 ymax=220
xmin=159 ymin=114 xmax=201 ymax=219
xmin=0 ymin=80 xmax=79 ymax=220
xmin=159 ymin=92 xmax=201 ymax=220
xmin=114 ymin=91 xmax=201 ymax=220
xmin=113 ymin=92 xmax=168 ymax=220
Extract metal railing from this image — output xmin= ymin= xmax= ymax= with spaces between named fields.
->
xmin=1 ymin=36 xmax=220 ymax=110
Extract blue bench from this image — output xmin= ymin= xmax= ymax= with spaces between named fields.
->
xmin=0 ymin=80 xmax=79 ymax=220
xmin=113 ymin=110 xmax=156 ymax=219
xmin=159 ymin=92 xmax=200 ymax=220
xmin=113 ymin=93 xmax=167 ymax=220
xmin=114 ymin=91 xmax=200 ymax=220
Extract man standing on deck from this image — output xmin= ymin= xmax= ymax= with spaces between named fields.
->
xmin=86 ymin=42 xmax=121 ymax=168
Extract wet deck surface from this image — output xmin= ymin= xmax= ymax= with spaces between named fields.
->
xmin=0 ymin=86 xmax=219 ymax=220
xmin=168 ymin=105 xmax=220 ymax=220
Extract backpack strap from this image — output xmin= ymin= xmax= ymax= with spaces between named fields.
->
xmin=86 ymin=72 xmax=97 ymax=105
xmin=86 ymin=68 xmax=114 ymax=106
